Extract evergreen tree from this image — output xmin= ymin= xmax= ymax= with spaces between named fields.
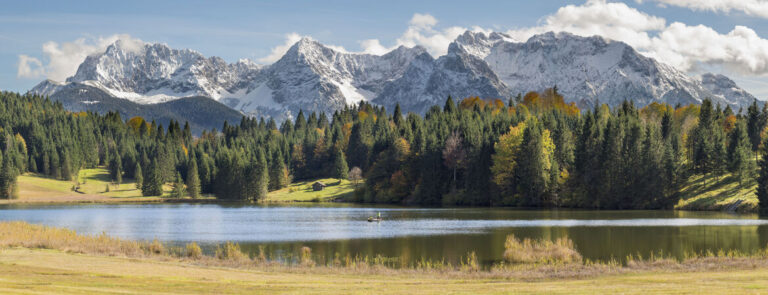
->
xmin=171 ymin=172 xmax=186 ymax=198
xmin=0 ymin=154 xmax=18 ymax=199
xmin=269 ymin=151 xmax=289 ymax=191
xmin=443 ymin=96 xmax=456 ymax=113
xmin=109 ymin=153 xmax=123 ymax=185
xmin=728 ymin=120 xmax=754 ymax=186
xmin=747 ymin=99 xmax=764 ymax=160
xmin=758 ymin=137 xmax=768 ymax=212
xmin=333 ymin=146 xmax=349 ymax=179
xmin=142 ymin=159 xmax=163 ymax=196
xmin=186 ymin=156 xmax=201 ymax=198
xmin=134 ymin=162 xmax=143 ymax=190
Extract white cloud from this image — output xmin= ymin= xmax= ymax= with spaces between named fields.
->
xmin=503 ymin=0 xmax=768 ymax=75
xmin=409 ymin=13 xmax=438 ymax=29
xmin=17 ymin=55 xmax=44 ymax=78
xmin=359 ymin=39 xmax=390 ymax=55
xmin=649 ymin=23 xmax=768 ymax=74
xmin=640 ymin=0 xmax=768 ymax=19
xmin=258 ymin=33 xmax=350 ymax=63
xmin=507 ymin=0 xmax=665 ymax=49
xmin=360 ymin=13 xmax=479 ymax=56
xmin=17 ymin=34 xmax=144 ymax=81
xmin=263 ymin=13 xmax=475 ymax=59
xmin=258 ymin=32 xmax=303 ymax=63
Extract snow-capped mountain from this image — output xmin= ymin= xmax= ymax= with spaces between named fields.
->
xmin=701 ymin=73 xmax=757 ymax=108
xmin=236 ymin=38 xmax=426 ymax=119
xmin=433 ymin=31 xmax=735 ymax=109
xmin=373 ymin=44 xmax=510 ymax=114
xmin=30 ymin=31 xmax=758 ymax=122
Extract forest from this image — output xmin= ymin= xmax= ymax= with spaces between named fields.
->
xmin=1 ymin=89 xmax=768 ymax=210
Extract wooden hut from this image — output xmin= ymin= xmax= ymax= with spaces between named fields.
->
xmin=312 ymin=181 xmax=326 ymax=191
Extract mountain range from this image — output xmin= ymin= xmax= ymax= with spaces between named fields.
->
xmin=30 ymin=31 xmax=758 ymax=128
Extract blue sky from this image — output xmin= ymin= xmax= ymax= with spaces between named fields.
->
xmin=2 ymin=0 xmax=768 ymax=98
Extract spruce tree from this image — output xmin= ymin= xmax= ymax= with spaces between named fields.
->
xmin=142 ymin=159 xmax=163 ymax=196
xmin=256 ymin=151 xmax=269 ymax=200
xmin=728 ymin=120 xmax=754 ymax=186
xmin=171 ymin=172 xmax=186 ymax=198
xmin=186 ymin=156 xmax=201 ymax=198
xmin=758 ymin=136 xmax=768 ymax=212
xmin=747 ymin=99 xmax=763 ymax=160
xmin=333 ymin=146 xmax=349 ymax=180
xmin=269 ymin=151 xmax=289 ymax=191
xmin=134 ymin=162 xmax=143 ymax=190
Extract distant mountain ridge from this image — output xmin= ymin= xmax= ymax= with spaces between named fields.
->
xmin=31 ymin=31 xmax=759 ymax=123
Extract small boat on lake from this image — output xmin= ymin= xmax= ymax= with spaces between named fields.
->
xmin=367 ymin=212 xmax=383 ymax=222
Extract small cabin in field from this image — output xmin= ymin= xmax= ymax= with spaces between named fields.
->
xmin=312 ymin=181 xmax=326 ymax=191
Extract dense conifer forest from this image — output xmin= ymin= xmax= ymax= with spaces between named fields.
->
xmin=1 ymin=90 xmax=768 ymax=210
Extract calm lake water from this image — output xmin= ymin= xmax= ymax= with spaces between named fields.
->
xmin=2 ymin=203 xmax=768 ymax=265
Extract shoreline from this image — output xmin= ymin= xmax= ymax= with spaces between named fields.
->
xmin=1 ymin=221 xmax=768 ymax=293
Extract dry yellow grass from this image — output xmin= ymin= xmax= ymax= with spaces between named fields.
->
xmin=502 ymin=234 xmax=582 ymax=264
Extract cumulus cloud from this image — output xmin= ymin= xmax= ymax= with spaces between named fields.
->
xmin=360 ymin=13 xmax=477 ymax=56
xmin=639 ymin=0 xmax=768 ymax=19
xmin=258 ymin=32 xmax=349 ymax=63
xmin=258 ymin=33 xmax=303 ymax=63
xmin=17 ymin=55 xmax=45 ymax=78
xmin=261 ymin=13 xmax=476 ymax=59
xmin=17 ymin=34 xmax=144 ymax=81
xmin=649 ymin=23 xmax=768 ymax=74
xmin=505 ymin=0 xmax=768 ymax=75
xmin=507 ymin=0 xmax=665 ymax=49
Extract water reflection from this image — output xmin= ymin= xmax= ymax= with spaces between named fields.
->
xmin=0 ymin=203 xmax=765 ymax=264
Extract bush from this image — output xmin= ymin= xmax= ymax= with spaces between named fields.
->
xmin=503 ymin=235 xmax=581 ymax=264
xmin=215 ymin=241 xmax=248 ymax=262
xmin=300 ymin=246 xmax=315 ymax=267
xmin=148 ymin=239 xmax=165 ymax=255
xmin=186 ymin=242 xmax=203 ymax=259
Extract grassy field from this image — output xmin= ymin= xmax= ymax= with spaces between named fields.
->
xmin=264 ymin=178 xmax=357 ymax=202
xmin=2 ymin=168 xmax=202 ymax=205
xmin=9 ymin=169 xmax=352 ymax=204
xmin=675 ymin=172 xmax=758 ymax=212
xmin=1 ymin=248 xmax=767 ymax=294
xmin=2 ymin=221 xmax=768 ymax=294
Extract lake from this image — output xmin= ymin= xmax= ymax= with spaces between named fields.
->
xmin=2 ymin=203 xmax=768 ymax=266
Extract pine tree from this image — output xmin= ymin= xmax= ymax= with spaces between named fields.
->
xmin=256 ymin=151 xmax=269 ymax=200
xmin=60 ymin=151 xmax=72 ymax=181
xmin=443 ymin=96 xmax=456 ymax=113
xmin=728 ymin=120 xmax=754 ymax=186
xmin=134 ymin=162 xmax=143 ymax=190
xmin=110 ymin=153 xmax=123 ymax=185
xmin=2 ymin=154 xmax=18 ymax=200
xmin=186 ymin=156 xmax=201 ymax=198
xmin=171 ymin=172 xmax=186 ymax=198
xmin=142 ymin=159 xmax=163 ymax=196
xmin=758 ymin=136 xmax=768 ymax=212
xmin=333 ymin=146 xmax=349 ymax=179
xmin=747 ymin=99 xmax=763 ymax=160
xmin=269 ymin=151 xmax=289 ymax=190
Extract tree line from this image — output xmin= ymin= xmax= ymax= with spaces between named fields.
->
xmin=2 ymin=90 xmax=768 ymax=211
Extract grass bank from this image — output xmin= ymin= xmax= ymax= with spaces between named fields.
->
xmin=675 ymin=172 xmax=758 ymax=212
xmin=264 ymin=178 xmax=357 ymax=203
xmin=2 ymin=221 xmax=768 ymax=294
xmin=2 ymin=168 xmax=215 ymax=205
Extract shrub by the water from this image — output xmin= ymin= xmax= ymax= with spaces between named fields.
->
xmin=503 ymin=234 xmax=582 ymax=264
xmin=185 ymin=242 xmax=203 ymax=259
